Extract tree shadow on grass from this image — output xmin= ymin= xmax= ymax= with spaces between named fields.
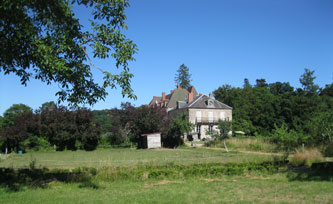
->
xmin=287 ymin=162 xmax=333 ymax=182
xmin=0 ymin=167 xmax=100 ymax=192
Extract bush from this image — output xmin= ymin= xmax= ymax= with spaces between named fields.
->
xmin=290 ymin=148 xmax=324 ymax=167
xmin=248 ymin=143 xmax=263 ymax=151
xmin=323 ymin=142 xmax=333 ymax=157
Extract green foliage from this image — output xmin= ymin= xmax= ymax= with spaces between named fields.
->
xmin=243 ymin=78 xmax=251 ymax=88
xmin=0 ymin=110 xmax=39 ymax=152
xmin=299 ymin=68 xmax=319 ymax=95
xmin=132 ymin=106 xmax=169 ymax=145
xmin=93 ymin=110 xmax=112 ymax=134
xmin=207 ymin=119 xmax=232 ymax=141
xmin=2 ymin=104 xmax=32 ymax=127
xmin=23 ymin=135 xmax=52 ymax=151
xmin=174 ymin=64 xmax=192 ymax=89
xmin=255 ymin=78 xmax=268 ymax=88
xmin=218 ymin=120 xmax=232 ymax=140
xmin=232 ymin=119 xmax=255 ymax=136
xmin=320 ymin=83 xmax=333 ymax=96
xmin=0 ymin=116 xmax=3 ymax=130
xmin=213 ymin=69 xmax=332 ymax=147
xmin=163 ymin=113 xmax=194 ymax=148
xmin=323 ymin=142 xmax=333 ymax=157
xmin=305 ymin=110 xmax=333 ymax=144
xmin=0 ymin=103 xmax=101 ymax=152
xmin=39 ymin=106 xmax=101 ymax=151
xmin=109 ymin=103 xmax=169 ymax=147
xmin=270 ymin=124 xmax=308 ymax=157
xmin=0 ymin=0 xmax=137 ymax=105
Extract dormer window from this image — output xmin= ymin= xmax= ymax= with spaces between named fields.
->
xmin=206 ymin=99 xmax=214 ymax=108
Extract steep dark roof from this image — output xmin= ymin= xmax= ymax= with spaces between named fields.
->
xmin=186 ymin=95 xmax=232 ymax=109
xmin=166 ymin=88 xmax=189 ymax=108
xmin=149 ymin=96 xmax=161 ymax=106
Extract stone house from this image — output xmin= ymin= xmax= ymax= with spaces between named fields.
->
xmin=148 ymin=85 xmax=198 ymax=112
xmin=149 ymin=85 xmax=232 ymax=140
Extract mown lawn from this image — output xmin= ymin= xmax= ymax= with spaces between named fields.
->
xmin=1 ymin=174 xmax=332 ymax=204
xmin=1 ymin=147 xmax=332 ymax=203
xmin=0 ymin=148 xmax=273 ymax=169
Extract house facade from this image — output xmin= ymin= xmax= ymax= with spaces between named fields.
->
xmin=149 ymin=85 xmax=232 ymax=140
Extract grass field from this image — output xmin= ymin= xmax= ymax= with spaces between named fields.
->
xmin=1 ymin=174 xmax=332 ymax=204
xmin=0 ymin=148 xmax=273 ymax=169
xmin=1 ymin=147 xmax=332 ymax=204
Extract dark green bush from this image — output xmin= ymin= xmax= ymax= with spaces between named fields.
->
xmin=324 ymin=142 xmax=333 ymax=157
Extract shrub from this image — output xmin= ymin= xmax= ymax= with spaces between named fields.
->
xmin=323 ymin=142 xmax=333 ymax=157
xmin=248 ymin=143 xmax=263 ymax=151
xmin=290 ymin=148 xmax=324 ymax=167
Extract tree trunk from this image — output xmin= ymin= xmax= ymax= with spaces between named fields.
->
xmin=223 ymin=140 xmax=229 ymax=152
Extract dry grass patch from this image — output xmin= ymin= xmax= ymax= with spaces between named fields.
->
xmin=201 ymin=178 xmax=228 ymax=183
xmin=290 ymin=148 xmax=324 ymax=167
xmin=145 ymin=180 xmax=184 ymax=187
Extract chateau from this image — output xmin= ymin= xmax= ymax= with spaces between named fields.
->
xmin=149 ymin=85 xmax=232 ymax=140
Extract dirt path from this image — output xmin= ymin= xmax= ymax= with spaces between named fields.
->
xmin=199 ymin=147 xmax=283 ymax=156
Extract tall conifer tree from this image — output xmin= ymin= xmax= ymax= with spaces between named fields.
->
xmin=174 ymin=64 xmax=192 ymax=89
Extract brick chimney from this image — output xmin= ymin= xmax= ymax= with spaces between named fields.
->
xmin=162 ymin=92 xmax=166 ymax=101
xmin=209 ymin=92 xmax=213 ymax=99
xmin=188 ymin=92 xmax=193 ymax=103
xmin=177 ymin=85 xmax=181 ymax=89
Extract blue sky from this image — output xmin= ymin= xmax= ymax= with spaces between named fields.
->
xmin=1 ymin=0 xmax=333 ymax=115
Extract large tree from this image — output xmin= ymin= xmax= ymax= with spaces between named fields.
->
xmin=0 ymin=0 xmax=137 ymax=105
xmin=174 ymin=64 xmax=192 ymax=89
xmin=299 ymin=68 xmax=319 ymax=95
xmin=2 ymin=104 xmax=33 ymax=127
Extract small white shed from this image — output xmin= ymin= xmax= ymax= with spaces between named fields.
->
xmin=140 ymin=132 xmax=161 ymax=149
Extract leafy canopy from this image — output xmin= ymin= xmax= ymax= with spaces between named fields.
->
xmin=299 ymin=68 xmax=319 ymax=95
xmin=2 ymin=104 xmax=33 ymax=127
xmin=0 ymin=0 xmax=137 ymax=105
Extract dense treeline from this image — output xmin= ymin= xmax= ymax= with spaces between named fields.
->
xmin=1 ymin=68 xmax=331 ymax=153
xmin=0 ymin=102 xmax=101 ymax=152
xmin=100 ymin=102 xmax=192 ymax=148
xmin=213 ymin=69 xmax=333 ymax=146
xmin=0 ymin=102 xmax=192 ymax=152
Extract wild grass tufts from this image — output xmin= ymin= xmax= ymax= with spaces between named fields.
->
xmin=290 ymin=148 xmax=324 ymax=167
xmin=205 ymin=137 xmax=276 ymax=152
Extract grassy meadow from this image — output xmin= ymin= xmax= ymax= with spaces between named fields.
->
xmin=0 ymin=146 xmax=332 ymax=204
xmin=0 ymin=148 xmax=272 ymax=169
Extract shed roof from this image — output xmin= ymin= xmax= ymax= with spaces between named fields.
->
xmin=141 ymin=132 xmax=161 ymax=136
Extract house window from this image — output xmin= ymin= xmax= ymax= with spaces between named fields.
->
xmin=220 ymin=112 xmax=225 ymax=120
xmin=206 ymin=99 xmax=214 ymax=107
xmin=196 ymin=111 xmax=201 ymax=122
xmin=209 ymin=112 xmax=213 ymax=123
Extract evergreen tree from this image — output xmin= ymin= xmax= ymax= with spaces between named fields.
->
xmin=255 ymin=78 xmax=268 ymax=88
xmin=174 ymin=64 xmax=192 ymax=89
xmin=243 ymin=78 xmax=251 ymax=88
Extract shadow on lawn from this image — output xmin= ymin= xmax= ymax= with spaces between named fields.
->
xmin=0 ymin=167 xmax=99 ymax=192
xmin=287 ymin=162 xmax=333 ymax=182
